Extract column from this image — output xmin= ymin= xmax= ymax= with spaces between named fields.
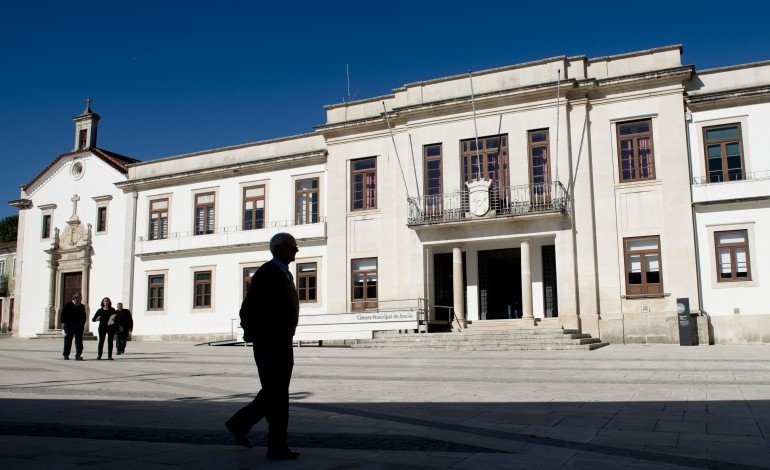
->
xmin=520 ymin=238 xmax=535 ymax=325
xmin=46 ymin=261 xmax=57 ymax=330
xmin=452 ymin=245 xmax=466 ymax=328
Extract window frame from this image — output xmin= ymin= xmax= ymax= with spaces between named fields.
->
xmin=616 ymin=119 xmax=655 ymax=182
xmin=96 ymin=206 xmax=107 ymax=233
xmin=703 ymin=123 xmax=745 ymax=183
xmin=193 ymin=270 xmax=213 ymax=308
xmin=242 ymin=185 xmax=266 ymax=230
xmin=242 ymin=264 xmax=262 ymax=299
xmin=460 ymin=134 xmax=509 ymax=188
xmin=295 ymin=177 xmax=320 ymax=225
xmin=41 ymin=214 xmax=52 ymax=239
xmin=714 ymin=229 xmax=751 ymax=282
xmin=194 ymin=192 xmax=216 ymax=236
xmin=148 ymin=198 xmax=169 ymax=240
xmin=296 ymin=262 xmax=318 ymax=303
xmin=623 ymin=236 xmax=663 ymax=296
xmin=350 ymin=157 xmax=377 ymax=211
xmin=351 ymin=257 xmax=378 ymax=310
xmin=147 ymin=274 xmax=165 ymax=311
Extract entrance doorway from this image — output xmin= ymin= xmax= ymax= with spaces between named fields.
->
xmin=478 ymin=248 xmax=521 ymax=320
xmin=542 ymin=245 xmax=558 ymax=317
xmin=56 ymin=272 xmax=82 ymax=329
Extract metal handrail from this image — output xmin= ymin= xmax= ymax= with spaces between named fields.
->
xmin=138 ymin=216 xmax=327 ymax=242
xmin=407 ymin=181 xmax=569 ymax=225
xmin=693 ymin=170 xmax=770 ymax=185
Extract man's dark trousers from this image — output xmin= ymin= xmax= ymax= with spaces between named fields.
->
xmin=62 ymin=328 xmax=83 ymax=358
xmin=228 ymin=340 xmax=294 ymax=449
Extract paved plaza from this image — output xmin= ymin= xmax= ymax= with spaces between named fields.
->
xmin=1 ymin=338 xmax=770 ymax=469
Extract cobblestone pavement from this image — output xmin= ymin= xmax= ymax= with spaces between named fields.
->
xmin=1 ymin=338 xmax=770 ymax=469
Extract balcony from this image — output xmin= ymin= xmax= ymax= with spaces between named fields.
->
xmin=407 ymin=182 xmax=569 ymax=226
xmin=136 ymin=217 xmax=327 ymax=256
xmin=692 ymin=170 xmax=770 ymax=205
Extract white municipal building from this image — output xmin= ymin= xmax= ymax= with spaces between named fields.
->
xmin=9 ymin=45 xmax=770 ymax=344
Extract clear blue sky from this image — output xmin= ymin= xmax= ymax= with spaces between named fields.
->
xmin=1 ymin=0 xmax=768 ymax=220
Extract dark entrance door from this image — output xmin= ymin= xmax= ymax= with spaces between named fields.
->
xmin=478 ymin=248 xmax=521 ymax=320
xmin=542 ymin=245 xmax=558 ymax=317
xmin=56 ymin=272 xmax=82 ymax=329
xmin=433 ymin=253 xmax=466 ymax=323
xmin=8 ymin=298 xmax=13 ymax=332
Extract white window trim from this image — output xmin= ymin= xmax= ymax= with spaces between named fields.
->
xmin=147 ymin=193 xmax=172 ymax=241
xmin=92 ymin=195 xmax=112 ymax=235
xmin=295 ymin=256 xmax=322 ymax=305
xmin=693 ymin=115 xmax=751 ymax=181
xmin=292 ymin=172 xmax=323 ymax=225
xmin=39 ymin=204 xmax=56 ymax=241
xmin=191 ymin=187 xmax=219 ymax=235
xmin=239 ymin=179 xmax=270 ymax=230
xmin=706 ymin=222 xmax=758 ymax=289
xmin=190 ymin=265 xmax=216 ymax=313
xmin=145 ymin=269 xmax=169 ymax=315
xmin=610 ymin=116 xmax=659 ymax=186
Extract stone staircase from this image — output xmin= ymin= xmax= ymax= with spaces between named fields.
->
xmin=352 ymin=318 xmax=608 ymax=351
xmin=32 ymin=331 xmax=97 ymax=341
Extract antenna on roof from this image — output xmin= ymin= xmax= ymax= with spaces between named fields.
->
xmin=346 ymin=64 xmax=351 ymax=103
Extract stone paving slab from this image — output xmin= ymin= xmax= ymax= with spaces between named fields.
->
xmin=1 ymin=339 xmax=770 ymax=468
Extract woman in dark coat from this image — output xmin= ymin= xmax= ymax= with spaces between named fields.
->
xmin=92 ymin=297 xmax=117 ymax=360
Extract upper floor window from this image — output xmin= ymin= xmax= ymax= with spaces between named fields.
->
xmin=351 ymin=158 xmax=376 ymax=210
xmin=351 ymin=258 xmax=378 ymax=310
xmin=624 ymin=236 xmax=662 ymax=296
xmin=617 ymin=120 xmax=655 ymax=182
xmin=148 ymin=274 xmax=165 ymax=310
xmin=297 ymin=262 xmax=318 ymax=303
xmin=296 ymin=178 xmax=319 ymax=224
xmin=715 ymin=230 xmax=750 ymax=281
xmin=704 ymin=124 xmax=744 ymax=183
xmin=96 ymin=206 xmax=107 ymax=233
xmin=461 ymin=135 xmax=509 ymax=187
xmin=243 ymin=186 xmax=265 ymax=230
xmin=193 ymin=271 xmax=212 ymax=308
xmin=194 ymin=193 xmax=215 ymax=235
xmin=41 ymin=214 xmax=52 ymax=239
xmin=149 ymin=199 xmax=169 ymax=240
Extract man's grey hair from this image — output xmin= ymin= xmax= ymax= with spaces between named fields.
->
xmin=269 ymin=232 xmax=294 ymax=254
xmin=72 ymin=292 xmax=82 ymax=299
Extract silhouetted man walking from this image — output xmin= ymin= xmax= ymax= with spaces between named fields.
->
xmin=226 ymin=232 xmax=300 ymax=459
xmin=61 ymin=292 xmax=86 ymax=360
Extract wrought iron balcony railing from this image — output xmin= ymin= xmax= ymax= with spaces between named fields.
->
xmin=693 ymin=169 xmax=770 ymax=185
xmin=407 ymin=182 xmax=569 ymax=226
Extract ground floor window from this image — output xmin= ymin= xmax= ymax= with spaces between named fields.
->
xmin=193 ymin=271 xmax=212 ymax=308
xmin=297 ymin=262 xmax=317 ymax=303
xmin=352 ymin=258 xmax=377 ymax=310
xmin=715 ymin=230 xmax=750 ymax=281
xmin=148 ymin=275 xmax=165 ymax=310
xmin=624 ymin=236 xmax=662 ymax=295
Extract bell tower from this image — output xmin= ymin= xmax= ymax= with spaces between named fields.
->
xmin=72 ymin=98 xmax=100 ymax=151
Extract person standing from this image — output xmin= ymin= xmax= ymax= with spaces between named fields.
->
xmin=61 ymin=292 xmax=86 ymax=360
xmin=92 ymin=297 xmax=117 ymax=360
xmin=225 ymin=232 xmax=300 ymax=459
xmin=115 ymin=302 xmax=133 ymax=355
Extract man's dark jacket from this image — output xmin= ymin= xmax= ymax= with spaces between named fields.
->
xmin=240 ymin=260 xmax=299 ymax=344
xmin=116 ymin=308 xmax=133 ymax=331
xmin=60 ymin=301 xmax=86 ymax=332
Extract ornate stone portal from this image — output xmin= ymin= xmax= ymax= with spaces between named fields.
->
xmin=44 ymin=194 xmax=93 ymax=331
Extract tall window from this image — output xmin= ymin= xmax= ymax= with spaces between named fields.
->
xmin=149 ymin=199 xmax=169 ymax=240
xmin=193 ymin=271 xmax=212 ymax=308
xmin=528 ymin=129 xmax=550 ymax=203
xmin=461 ymin=135 xmax=509 ymax=187
xmin=624 ymin=237 xmax=662 ymax=295
xmin=96 ymin=206 xmax=107 ymax=233
xmin=617 ymin=119 xmax=655 ymax=182
xmin=148 ymin=275 xmax=165 ymax=310
xmin=243 ymin=186 xmax=265 ymax=230
xmin=243 ymin=266 xmax=259 ymax=298
xmin=41 ymin=214 xmax=52 ymax=239
xmin=296 ymin=178 xmax=319 ymax=224
xmin=297 ymin=262 xmax=318 ymax=303
xmin=715 ymin=230 xmax=750 ymax=281
xmin=194 ymin=193 xmax=215 ymax=235
xmin=424 ymin=144 xmax=443 ymax=215
xmin=704 ymin=124 xmax=744 ymax=183
xmin=351 ymin=258 xmax=377 ymax=310
xmin=351 ymin=158 xmax=376 ymax=210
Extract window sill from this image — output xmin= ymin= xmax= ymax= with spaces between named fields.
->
xmin=621 ymin=293 xmax=671 ymax=299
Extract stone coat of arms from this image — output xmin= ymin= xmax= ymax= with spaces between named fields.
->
xmin=466 ymin=179 xmax=492 ymax=217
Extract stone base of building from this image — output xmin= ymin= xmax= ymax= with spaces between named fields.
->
xmin=132 ymin=332 xmax=237 ymax=343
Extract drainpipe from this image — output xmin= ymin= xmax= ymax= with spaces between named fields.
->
xmin=128 ymin=191 xmax=138 ymax=311
xmin=684 ymin=111 xmax=704 ymax=314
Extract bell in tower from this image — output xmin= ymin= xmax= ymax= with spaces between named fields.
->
xmin=72 ymin=98 xmax=100 ymax=151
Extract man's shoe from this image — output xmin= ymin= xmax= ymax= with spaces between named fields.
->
xmin=266 ymin=449 xmax=300 ymax=459
xmin=75 ymin=356 xmax=84 ymax=361
xmin=63 ymin=356 xmax=69 ymax=360
xmin=225 ymin=420 xmax=252 ymax=448
xmin=108 ymin=357 xmax=114 ymax=360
